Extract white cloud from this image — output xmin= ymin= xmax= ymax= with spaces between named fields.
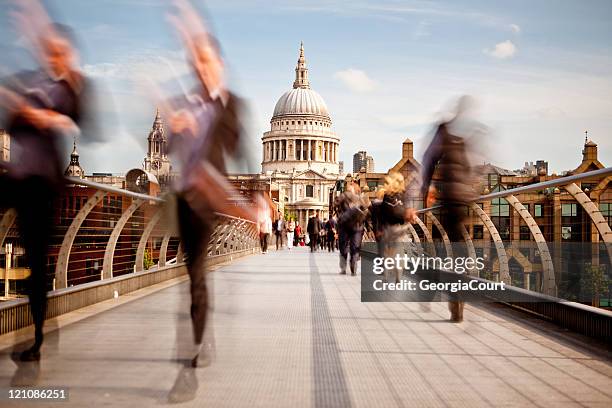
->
xmin=484 ymin=40 xmax=517 ymax=59
xmin=509 ymin=23 xmax=521 ymax=34
xmin=83 ymin=50 xmax=189 ymax=83
xmin=333 ymin=68 xmax=377 ymax=93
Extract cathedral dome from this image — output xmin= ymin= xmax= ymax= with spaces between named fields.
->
xmin=273 ymin=88 xmax=329 ymax=118
xmin=271 ymin=42 xmax=331 ymax=121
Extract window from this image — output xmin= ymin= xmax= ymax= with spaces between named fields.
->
xmin=534 ymin=204 xmax=542 ymax=217
xmin=488 ymin=174 xmax=498 ymax=188
xmin=491 ymin=197 xmax=510 ymax=217
xmin=292 ymin=121 xmax=295 ymax=125
xmin=306 ymin=185 xmax=314 ymax=198
xmin=561 ymin=203 xmax=577 ymax=217
xmin=473 ymin=225 xmax=484 ymax=239
xmin=523 ymin=203 xmax=530 ymax=212
xmin=599 ymin=203 xmax=610 ymax=216
xmin=520 ymin=225 xmax=531 ymax=241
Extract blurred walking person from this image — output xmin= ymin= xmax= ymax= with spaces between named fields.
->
xmin=379 ymin=173 xmax=408 ymax=284
xmin=0 ymin=1 xmax=94 ymax=362
xmin=307 ymin=210 xmax=321 ymax=252
xmin=325 ymin=216 xmax=337 ymax=252
xmin=335 ymin=183 xmax=368 ymax=275
xmin=162 ymin=0 xmax=258 ymax=402
xmin=319 ymin=218 xmax=327 ymax=250
xmin=259 ymin=210 xmax=272 ymax=253
xmin=274 ymin=213 xmax=284 ymax=250
xmin=286 ymin=218 xmax=295 ymax=250
xmin=295 ymin=222 xmax=302 ymax=246
xmin=369 ymin=188 xmax=386 ymax=257
xmin=412 ymin=95 xmax=482 ymax=322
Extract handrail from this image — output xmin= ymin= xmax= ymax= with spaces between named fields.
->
xmin=69 ymin=176 xmax=256 ymax=224
xmin=416 ymin=166 xmax=612 ymax=214
xmin=68 ymin=176 xmax=165 ymax=203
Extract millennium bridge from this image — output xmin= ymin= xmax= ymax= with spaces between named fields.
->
xmin=0 ymin=168 xmax=611 ymax=407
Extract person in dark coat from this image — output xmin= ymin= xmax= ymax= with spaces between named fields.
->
xmin=414 ymin=95 xmax=481 ymax=323
xmin=306 ymin=210 xmax=321 ymax=252
xmin=325 ymin=216 xmax=337 ymax=252
xmin=0 ymin=17 xmax=93 ymax=362
xmin=335 ymin=183 xmax=368 ymax=275
xmin=379 ymin=173 xmax=409 ymax=283
xmin=164 ymin=2 xmax=255 ymax=402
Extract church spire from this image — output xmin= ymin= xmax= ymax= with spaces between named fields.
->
xmin=293 ymin=41 xmax=310 ymax=89
xmin=65 ymin=136 xmax=85 ymax=179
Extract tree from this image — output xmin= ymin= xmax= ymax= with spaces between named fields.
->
xmin=143 ymin=249 xmax=155 ymax=271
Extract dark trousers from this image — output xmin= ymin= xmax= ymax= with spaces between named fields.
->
xmin=0 ymin=175 xmax=58 ymax=351
xmin=177 ymin=197 xmax=213 ymax=345
xmin=339 ymin=228 xmax=363 ymax=273
xmin=275 ymin=232 xmax=282 ymax=249
xmin=309 ymin=234 xmax=318 ymax=251
xmin=260 ymin=233 xmax=269 ymax=252
xmin=327 ymin=233 xmax=336 ymax=252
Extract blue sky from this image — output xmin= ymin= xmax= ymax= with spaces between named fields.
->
xmin=1 ymin=0 xmax=611 ymax=174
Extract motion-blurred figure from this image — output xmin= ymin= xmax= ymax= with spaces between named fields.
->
xmin=162 ymin=0 xmax=256 ymax=402
xmin=325 ymin=216 xmax=337 ymax=252
xmin=274 ymin=212 xmax=284 ymax=250
xmin=0 ymin=1 xmax=92 ymax=362
xmin=286 ymin=218 xmax=295 ymax=250
xmin=413 ymin=95 xmax=483 ymax=322
xmin=335 ymin=183 xmax=368 ymax=275
xmin=379 ymin=173 xmax=408 ymax=284
xmin=259 ymin=203 xmax=272 ymax=254
xmin=307 ymin=210 xmax=321 ymax=252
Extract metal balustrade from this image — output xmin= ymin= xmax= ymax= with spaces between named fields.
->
xmin=0 ymin=175 xmax=260 ymax=334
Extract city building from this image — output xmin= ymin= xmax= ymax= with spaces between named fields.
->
xmin=64 ymin=139 xmax=86 ymax=179
xmin=352 ymin=150 xmax=375 ymax=173
xmin=516 ymin=160 xmax=548 ymax=177
xmin=143 ymin=109 xmax=173 ymax=187
xmin=229 ymin=43 xmax=341 ymax=226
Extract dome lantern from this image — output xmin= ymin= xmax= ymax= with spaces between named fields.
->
xmin=293 ymin=41 xmax=310 ymax=89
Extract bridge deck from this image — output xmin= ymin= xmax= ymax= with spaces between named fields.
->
xmin=1 ymin=247 xmax=611 ymax=407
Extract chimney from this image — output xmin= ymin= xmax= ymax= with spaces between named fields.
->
xmin=402 ymin=138 xmax=413 ymax=159
xmin=582 ymin=139 xmax=598 ymax=162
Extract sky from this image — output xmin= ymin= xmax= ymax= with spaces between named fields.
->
xmin=1 ymin=0 xmax=611 ymax=175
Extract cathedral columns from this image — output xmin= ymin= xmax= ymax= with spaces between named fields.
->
xmin=308 ymin=140 xmax=312 ymax=161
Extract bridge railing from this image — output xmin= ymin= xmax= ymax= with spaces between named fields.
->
xmin=0 ymin=176 xmax=259 ymax=334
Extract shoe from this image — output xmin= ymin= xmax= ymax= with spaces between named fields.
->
xmin=448 ymin=301 xmax=463 ymax=323
xmin=168 ymin=367 xmax=198 ymax=404
xmin=19 ymin=347 xmax=41 ymax=362
xmin=192 ymin=342 xmax=214 ymax=368
xmin=339 ymin=269 xmax=346 ymax=275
